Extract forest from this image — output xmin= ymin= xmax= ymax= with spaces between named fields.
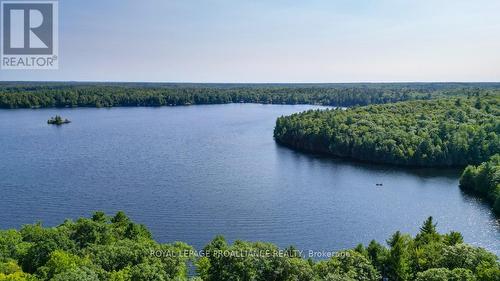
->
xmin=1 ymin=82 xmax=499 ymax=109
xmin=0 ymin=212 xmax=498 ymax=281
xmin=460 ymin=154 xmax=500 ymax=215
xmin=274 ymin=94 xmax=500 ymax=167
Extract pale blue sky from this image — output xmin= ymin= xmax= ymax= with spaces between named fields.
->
xmin=1 ymin=0 xmax=499 ymax=82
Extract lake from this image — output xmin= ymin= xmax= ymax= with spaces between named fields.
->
xmin=0 ymin=104 xmax=498 ymax=256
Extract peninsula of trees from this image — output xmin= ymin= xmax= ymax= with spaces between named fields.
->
xmin=274 ymin=95 xmax=499 ymax=167
xmin=0 ymin=212 xmax=498 ymax=281
xmin=460 ymin=154 xmax=500 ymax=215
xmin=1 ymin=82 xmax=499 ymax=109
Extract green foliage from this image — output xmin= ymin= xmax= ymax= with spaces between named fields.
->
xmin=196 ymin=217 xmax=499 ymax=281
xmin=111 ymin=212 xmax=129 ymax=225
xmin=460 ymin=154 xmax=500 ymax=215
xmin=50 ymin=266 xmax=99 ymax=281
xmin=0 ymin=261 xmax=23 ymax=275
xmin=415 ymin=216 xmax=441 ymax=246
xmin=415 ymin=268 xmax=476 ymax=281
xmin=0 ymin=261 xmax=36 ymax=281
xmin=439 ymin=244 xmax=498 ymax=274
xmin=35 ymin=250 xmax=94 ymax=280
xmin=386 ymin=231 xmax=412 ymax=281
xmin=443 ymin=232 xmax=464 ymax=246
xmin=19 ymin=226 xmax=76 ymax=273
xmin=0 ymin=271 xmax=37 ymax=281
xmin=274 ymin=95 xmax=499 ymax=167
xmin=1 ymin=82 xmax=497 ymax=109
xmin=365 ymin=240 xmax=388 ymax=274
xmin=108 ymin=267 xmax=130 ymax=281
xmin=0 ymin=231 xmax=23 ymax=262
xmin=198 ymin=236 xmax=317 ymax=281
xmin=315 ymin=250 xmax=380 ymax=281
xmin=1 ymin=214 xmax=498 ymax=281
xmin=0 ymin=212 xmax=192 ymax=281
xmin=128 ymin=262 xmax=167 ymax=281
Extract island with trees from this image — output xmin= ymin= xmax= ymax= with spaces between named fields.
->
xmin=0 ymin=212 xmax=498 ymax=281
xmin=47 ymin=116 xmax=71 ymax=126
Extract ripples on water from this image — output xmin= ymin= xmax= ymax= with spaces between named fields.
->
xmin=0 ymin=104 xmax=498 ymax=255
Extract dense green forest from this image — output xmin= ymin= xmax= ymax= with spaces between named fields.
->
xmin=1 ymin=82 xmax=499 ymax=108
xmin=274 ymin=95 xmax=499 ymax=167
xmin=460 ymin=154 xmax=500 ymax=215
xmin=0 ymin=212 xmax=498 ymax=281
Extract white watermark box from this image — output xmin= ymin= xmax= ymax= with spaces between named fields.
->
xmin=1 ymin=0 xmax=58 ymax=69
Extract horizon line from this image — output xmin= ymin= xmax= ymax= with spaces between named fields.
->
xmin=2 ymin=80 xmax=500 ymax=85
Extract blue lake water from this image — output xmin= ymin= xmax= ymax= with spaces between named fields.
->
xmin=0 ymin=104 xmax=498 ymax=255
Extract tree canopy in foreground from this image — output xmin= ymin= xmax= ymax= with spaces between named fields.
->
xmin=0 ymin=212 xmax=498 ymax=280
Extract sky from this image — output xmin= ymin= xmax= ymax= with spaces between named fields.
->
xmin=1 ymin=0 xmax=499 ymax=83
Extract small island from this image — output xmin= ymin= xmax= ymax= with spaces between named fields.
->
xmin=47 ymin=115 xmax=71 ymax=125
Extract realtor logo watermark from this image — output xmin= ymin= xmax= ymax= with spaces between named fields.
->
xmin=1 ymin=0 xmax=58 ymax=69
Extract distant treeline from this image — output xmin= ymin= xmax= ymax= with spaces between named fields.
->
xmin=460 ymin=154 xmax=500 ymax=215
xmin=0 ymin=212 xmax=498 ymax=281
xmin=1 ymin=82 xmax=499 ymax=108
xmin=274 ymin=94 xmax=499 ymax=167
